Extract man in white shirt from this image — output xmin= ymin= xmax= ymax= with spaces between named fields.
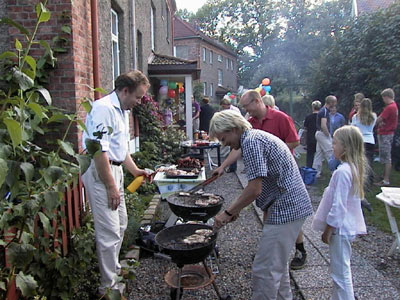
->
xmin=82 ymin=70 xmax=151 ymax=298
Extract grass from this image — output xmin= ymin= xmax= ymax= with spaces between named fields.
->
xmin=296 ymin=152 xmax=400 ymax=233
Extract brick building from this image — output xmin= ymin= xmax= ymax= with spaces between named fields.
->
xmin=352 ymin=0 xmax=396 ymax=16
xmin=0 ymin=0 xmax=181 ymax=151
xmin=173 ymin=17 xmax=238 ymax=105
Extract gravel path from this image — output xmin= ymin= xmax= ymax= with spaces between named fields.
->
xmin=127 ymin=171 xmax=302 ymax=300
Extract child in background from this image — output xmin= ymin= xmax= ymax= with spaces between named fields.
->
xmin=312 ymin=125 xmax=368 ymax=300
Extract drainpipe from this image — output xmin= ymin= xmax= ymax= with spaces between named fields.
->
xmin=91 ymin=0 xmax=101 ymax=99
xmin=131 ymin=0 xmax=137 ymax=69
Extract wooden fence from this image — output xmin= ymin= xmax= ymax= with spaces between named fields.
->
xmin=3 ymin=176 xmax=86 ymax=300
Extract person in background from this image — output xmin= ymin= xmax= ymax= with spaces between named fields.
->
xmin=220 ymin=97 xmax=240 ymax=172
xmin=329 ymin=106 xmax=346 ymax=136
xmin=82 ymin=70 xmax=151 ymax=299
xmin=348 ymin=92 xmax=364 ymax=123
xmin=304 ymin=100 xmax=321 ymax=168
xmin=262 ymin=94 xmax=280 ymax=110
xmin=199 ymin=97 xmax=215 ymax=133
xmin=192 ymin=95 xmax=201 ymax=134
xmin=313 ymin=95 xmax=338 ymax=178
xmin=210 ymin=110 xmax=313 ymax=300
xmin=374 ymin=88 xmax=398 ymax=186
xmin=312 ymin=126 xmax=367 ymax=300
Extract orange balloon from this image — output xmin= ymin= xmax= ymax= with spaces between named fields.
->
xmin=262 ymin=78 xmax=270 ymax=86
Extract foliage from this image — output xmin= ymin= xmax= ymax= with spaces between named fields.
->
xmin=308 ymin=1 xmax=400 ymax=114
xmin=0 ymin=2 xmax=99 ymax=299
xmin=193 ymin=82 xmax=205 ymax=102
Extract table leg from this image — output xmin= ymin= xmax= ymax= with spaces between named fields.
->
xmin=384 ymin=203 xmax=400 ymax=256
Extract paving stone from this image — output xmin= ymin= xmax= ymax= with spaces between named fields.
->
xmin=125 ymin=247 xmax=140 ymax=260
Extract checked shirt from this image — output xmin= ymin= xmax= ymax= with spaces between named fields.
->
xmin=241 ymin=129 xmax=313 ymax=225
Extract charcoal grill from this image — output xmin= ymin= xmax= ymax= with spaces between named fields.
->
xmin=156 ymin=224 xmax=231 ymax=300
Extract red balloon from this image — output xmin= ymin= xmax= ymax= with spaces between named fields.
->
xmin=179 ymin=87 xmax=185 ymax=94
xmin=230 ymin=94 xmax=235 ymax=99
xmin=260 ymin=88 xmax=266 ymax=96
xmin=262 ymin=78 xmax=270 ymax=86
xmin=168 ymin=89 xmax=176 ymax=98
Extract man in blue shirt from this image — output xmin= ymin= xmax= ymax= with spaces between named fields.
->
xmin=329 ymin=106 xmax=346 ymax=136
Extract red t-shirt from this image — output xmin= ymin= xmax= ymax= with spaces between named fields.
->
xmin=378 ymin=102 xmax=398 ymax=135
xmin=248 ymin=107 xmax=299 ymax=144
xmin=348 ymin=108 xmax=356 ymax=122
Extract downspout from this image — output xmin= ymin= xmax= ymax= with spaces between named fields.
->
xmin=91 ymin=0 xmax=101 ymax=99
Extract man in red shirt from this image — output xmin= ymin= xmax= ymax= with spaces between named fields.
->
xmin=374 ymin=88 xmax=398 ymax=186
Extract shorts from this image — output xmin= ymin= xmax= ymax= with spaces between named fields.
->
xmin=378 ymin=134 xmax=394 ymax=164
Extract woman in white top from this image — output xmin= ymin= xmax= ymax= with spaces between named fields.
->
xmin=312 ymin=126 xmax=368 ymax=300
xmin=351 ymin=98 xmax=377 ymax=172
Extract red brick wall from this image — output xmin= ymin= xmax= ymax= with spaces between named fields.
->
xmin=6 ymin=0 xmax=94 ymax=151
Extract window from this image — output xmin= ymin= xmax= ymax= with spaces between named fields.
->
xmin=209 ymin=50 xmax=213 ymax=64
xmin=218 ymin=69 xmax=223 ymax=86
xmin=137 ymin=30 xmax=143 ymax=71
xmin=226 ymin=58 xmax=229 ymax=69
xmin=230 ymin=59 xmax=234 ymax=70
xmin=111 ymin=9 xmax=120 ymax=83
xmin=209 ymin=83 xmax=213 ymax=97
xmin=218 ymin=54 xmax=222 ymax=62
xmin=151 ymin=5 xmax=155 ymax=51
xmin=203 ymin=82 xmax=207 ymax=95
xmin=202 ymin=48 xmax=206 ymax=62
xmin=175 ymin=45 xmax=189 ymax=59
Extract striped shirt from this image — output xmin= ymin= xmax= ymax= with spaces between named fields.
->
xmin=241 ymin=129 xmax=313 ymax=224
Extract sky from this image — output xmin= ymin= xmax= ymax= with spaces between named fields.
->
xmin=174 ymin=0 xmax=208 ymax=13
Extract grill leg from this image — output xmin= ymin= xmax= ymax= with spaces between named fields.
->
xmin=202 ymin=260 xmax=226 ymax=300
xmin=175 ymin=267 xmax=183 ymax=300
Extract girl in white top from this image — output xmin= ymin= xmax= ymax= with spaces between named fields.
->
xmin=312 ymin=125 xmax=368 ymax=300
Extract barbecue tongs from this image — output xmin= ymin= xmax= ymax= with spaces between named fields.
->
xmin=187 ymin=174 xmax=219 ymax=193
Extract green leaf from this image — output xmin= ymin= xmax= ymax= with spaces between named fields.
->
xmin=20 ymin=162 xmax=34 ymax=183
xmin=48 ymin=113 xmax=68 ymax=123
xmin=7 ymin=242 xmax=36 ymax=268
xmin=44 ymin=191 xmax=61 ymax=211
xmin=15 ymin=38 xmax=22 ymax=50
xmin=12 ymin=68 xmax=34 ymax=91
xmin=24 ymin=55 xmax=36 ymax=72
xmin=22 ymin=67 xmax=35 ymax=81
xmin=28 ymin=102 xmax=46 ymax=120
xmin=59 ymin=140 xmax=75 ymax=156
xmin=61 ymin=25 xmax=72 ymax=34
xmin=36 ymin=3 xmax=51 ymax=23
xmin=93 ymin=87 xmax=108 ymax=94
xmin=76 ymin=119 xmax=87 ymax=133
xmin=85 ymin=139 xmax=101 ymax=157
xmin=16 ymin=271 xmax=38 ymax=297
xmin=0 ymin=158 xmax=8 ymax=188
xmin=37 ymin=87 xmax=52 ymax=105
xmin=81 ymin=100 xmax=92 ymax=113
xmin=38 ymin=211 xmax=52 ymax=233
xmin=0 ymin=51 xmax=18 ymax=60
xmin=3 ymin=118 xmax=22 ymax=148
xmin=44 ymin=166 xmax=64 ymax=185
xmin=0 ymin=18 xmax=29 ymax=35
xmin=76 ymin=154 xmax=91 ymax=174
xmin=0 ymin=280 xmax=5 ymax=291
xmin=39 ymin=40 xmax=55 ymax=67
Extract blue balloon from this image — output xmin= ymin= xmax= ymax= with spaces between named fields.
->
xmin=264 ymin=85 xmax=271 ymax=92
xmin=160 ymin=79 xmax=168 ymax=86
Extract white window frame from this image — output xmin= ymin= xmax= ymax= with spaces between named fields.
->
xmin=209 ymin=83 xmax=213 ymax=97
xmin=226 ymin=58 xmax=229 ymax=69
xmin=209 ymin=50 xmax=213 ymax=64
xmin=218 ymin=69 xmax=223 ymax=86
xmin=203 ymin=82 xmax=207 ymax=95
xmin=202 ymin=48 xmax=206 ymax=62
xmin=151 ymin=5 xmax=155 ymax=51
xmin=111 ymin=9 xmax=120 ymax=84
xmin=218 ymin=54 xmax=222 ymax=62
xmin=230 ymin=59 xmax=234 ymax=70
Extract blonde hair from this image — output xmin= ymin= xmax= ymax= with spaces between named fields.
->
xmin=333 ymin=126 xmax=369 ymax=199
xmin=312 ymin=100 xmax=321 ymax=110
xmin=357 ymin=98 xmax=376 ymax=126
xmin=325 ymin=95 xmax=337 ymax=105
xmin=262 ymin=95 xmax=275 ymax=108
xmin=209 ymin=110 xmax=252 ymax=140
xmin=381 ymin=88 xmax=395 ymax=99
xmin=354 ymin=92 xmax=365 ymax=103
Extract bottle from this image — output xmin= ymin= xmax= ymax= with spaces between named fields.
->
xmin=127 ymin=176 xmax=144 ymax=193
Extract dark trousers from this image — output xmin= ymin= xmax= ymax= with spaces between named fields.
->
xmin=306 ymin=142 xmax=316 ymax=168
xmin=365 ymin=143 xmax=375 ymax=187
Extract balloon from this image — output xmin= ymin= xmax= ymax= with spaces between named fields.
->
xmin=160 ymin=79 xmax=168 ymax=86
xmin=168 ymin=81 xmax=177 ymax=89
xmin=262 ymin=78 xmax=270 ymax=86
xmin=168 ymin=89 xmax=176 ymax=98
xmin=260 ymin=89 xmax=266 ymax=96
xmin=177 ymin=82 xmax=184 ymax=89
xmin=230 ymin=94 xmax=235 ymax=99
xmin=227 ymin=92 xmax=231 ymax=96
xmin=255 ymin=87 xmax=262 ymax=94
xmin=265 ymin=86 xmax=271 ymax=92
xmin=179 ymin=87 xmax=185 ymax=94
xmin=159 ymin=86 xmax=168 ymax=95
